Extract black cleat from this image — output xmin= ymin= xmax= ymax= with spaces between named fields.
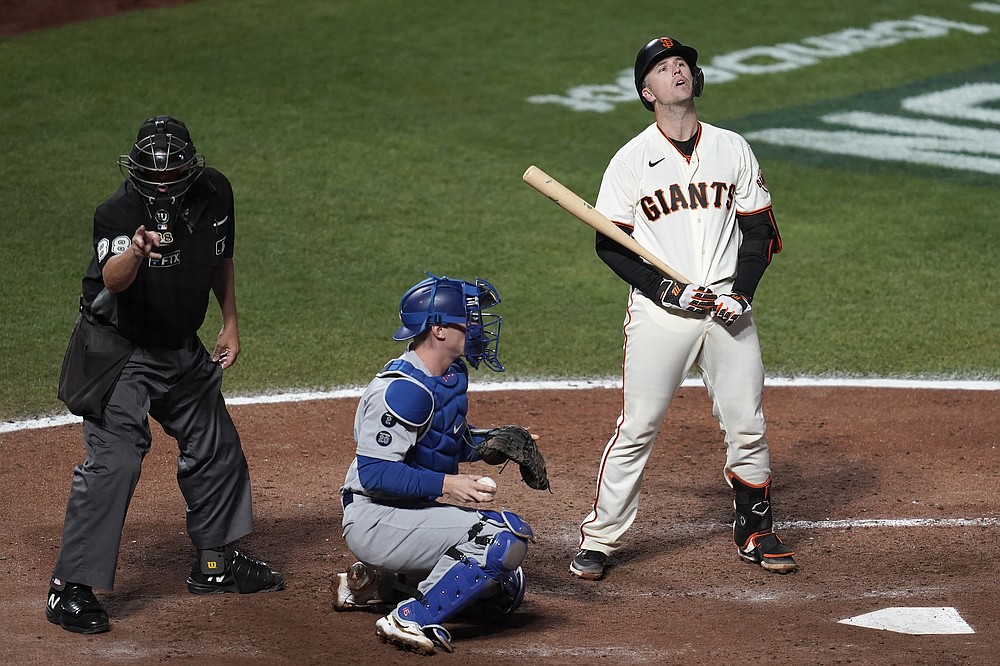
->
xmin=736 ymin=530 xmax=798 ymax=573
xmin=187 ymin=550 xmax=285 ymax=595
xmin=46 ymin=581 xmax=110 ymax=634
xmin=569 ymin=549 xmax=609 ymax=580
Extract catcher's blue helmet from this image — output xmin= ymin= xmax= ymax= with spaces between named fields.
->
xmin=393 ymin=273 xmax=504 ymax=372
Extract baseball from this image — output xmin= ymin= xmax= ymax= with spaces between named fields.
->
xmin=476 ymin=476 xmax=497 ymax=498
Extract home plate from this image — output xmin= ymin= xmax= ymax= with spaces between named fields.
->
xmin=839 ymin=607 xmax=974 ymax=635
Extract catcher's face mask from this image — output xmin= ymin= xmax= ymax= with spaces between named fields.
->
xmin=463 ymin=278 xmax=503 ymax=373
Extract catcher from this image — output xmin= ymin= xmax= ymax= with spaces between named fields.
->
xmin=333 ymin=273 xmax=548 ymax=655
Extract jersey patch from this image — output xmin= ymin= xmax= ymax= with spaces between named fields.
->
xmin=153 ymin=209 xmax=171 ymax=230
xmin=110 ymin=235 xmax=131 ymax=256
xmin=375 ymin=431 xmax=392 ymax=447
xmin=756 ymin=168 xmax=768 ymax=192
xmin=148 ymin=250 xmax=181 ymax=268
xmin=381 ymin=412 xmax=397 ymax=427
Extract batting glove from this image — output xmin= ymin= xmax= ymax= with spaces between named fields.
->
xmin=713 ymin=293 xmax=751 ymax=326
xmin=657 ymin=279 xmax=716 ymax=314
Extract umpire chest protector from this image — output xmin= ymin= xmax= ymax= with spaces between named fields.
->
xmin=380 ymin=359 xmax=469 ymax=473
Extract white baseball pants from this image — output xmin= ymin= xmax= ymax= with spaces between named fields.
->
xmin=579 ymin=291 xmax=771 ymax=554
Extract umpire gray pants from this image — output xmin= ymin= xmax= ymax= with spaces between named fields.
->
xmin=52 ymin=337 xmax=253 ymax=590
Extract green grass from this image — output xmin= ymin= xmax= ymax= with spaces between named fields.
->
xmin=1 ymin=0 xmax=998 ymax=419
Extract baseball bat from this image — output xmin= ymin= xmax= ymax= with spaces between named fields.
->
xmin=521 ymin=165 xmax=693 ymax=284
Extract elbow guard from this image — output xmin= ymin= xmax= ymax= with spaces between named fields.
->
xmin=734 ymin=210 xmax=781 ymax=299
xmin=739 ymin=236 xmax=773 ymax=264
xmin=738 ymin=209 xmax=782 ymax=265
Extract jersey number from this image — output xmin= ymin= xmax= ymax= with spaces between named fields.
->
xmin=110 ymin=235 xmax=132 ymax=255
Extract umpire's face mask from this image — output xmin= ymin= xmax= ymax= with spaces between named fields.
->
xmin=120 ymin=117 xmax=204 ymax=232
xmin=142 ymin=166 xmax=190 ymax=231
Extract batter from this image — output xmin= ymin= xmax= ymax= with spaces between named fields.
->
xmin=334 ymin=274 xmax=536 ymax=655
xmin=570 ymin=37 xmax=796 ymax=581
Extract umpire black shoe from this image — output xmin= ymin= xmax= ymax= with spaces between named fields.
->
xmin=187 ymin=549 xmax=285 ymax=595
xmin=569 ymin=549 xmax=609 ymax=580
xmin=46 ymin=580 xmax=110 ymax=634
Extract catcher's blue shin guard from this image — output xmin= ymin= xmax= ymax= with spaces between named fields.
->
xmin=394 ymin=524 xmax=532 ymax=648
xmin=493 ymin=565 xmax=526 ymax=614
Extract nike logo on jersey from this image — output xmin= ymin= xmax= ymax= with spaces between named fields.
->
xmin=648 ymin=157 xmax=665 ymax=167
xmin=213 ymin=216 xmax=229 ymax=227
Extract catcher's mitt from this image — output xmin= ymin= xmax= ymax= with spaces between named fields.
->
xmin=475 ymin=425 xmax=549 ymax=491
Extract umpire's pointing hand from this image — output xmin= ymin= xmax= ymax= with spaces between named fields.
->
xmin=131 ymin=225 xmax=162 ymax=260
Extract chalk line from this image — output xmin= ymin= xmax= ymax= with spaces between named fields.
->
xmin=2 ymin=376 xmax=998 ymax=433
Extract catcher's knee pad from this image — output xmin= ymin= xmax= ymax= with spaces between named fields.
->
xmin=482 ymin=530 xmax=529 ymax=579
xmin=478 ymin=509 xmax=535 ymax=542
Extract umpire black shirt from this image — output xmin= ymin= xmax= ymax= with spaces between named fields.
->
xmin=81 ymin=167 xmax=236 ymax=348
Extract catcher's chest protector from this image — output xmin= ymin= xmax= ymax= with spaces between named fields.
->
xmin=381 ymin=359 xmax=469 ymax=473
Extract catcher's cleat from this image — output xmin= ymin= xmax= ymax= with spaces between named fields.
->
xmin=333 ymin=562 xmax=387 ymax=611
xmin=187 ymin=549 xmax=285 ymax=595
xmin=736 ymin=530 xmax=798 ymax=573
xmin=569 ymin=549 xmax=609 ymax=580
xmin=45 ymin=580 xmax=110 ymax=634
xmin=375 ymin=610 xmax=439 ymax=655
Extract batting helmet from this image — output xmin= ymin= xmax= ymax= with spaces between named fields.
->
xmin=634 ymin=36 xmax=704 ymax=110
xmin=118 ymin=115 xmax=205 ymax=204
xmin=393 ymin=273 xmax=505 ymax=372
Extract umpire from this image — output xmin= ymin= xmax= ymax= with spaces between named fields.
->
xmin=47 ymin=116 xmax=283 ymax=635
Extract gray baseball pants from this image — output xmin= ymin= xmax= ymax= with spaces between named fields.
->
xmin=52 ymin=337 xmax=253 ymax=590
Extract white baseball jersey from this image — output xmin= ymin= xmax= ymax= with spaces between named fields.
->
xmin=595 ymin=121 xmax=771 ymax=289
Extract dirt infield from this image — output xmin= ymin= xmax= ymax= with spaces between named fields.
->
xmin=2 ymin=385 xmax=998 ymax=665
xmin=0 ymin=0 xmax=200 ymax=37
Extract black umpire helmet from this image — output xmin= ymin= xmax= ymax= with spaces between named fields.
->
xmin=634 ymin=36 xmax=705 ymax=110
xmin=118 ymin=115 xmax=205 ymax=202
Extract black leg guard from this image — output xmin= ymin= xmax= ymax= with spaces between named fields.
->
xmin=730 ymin=474 xmax=797 ymax=574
